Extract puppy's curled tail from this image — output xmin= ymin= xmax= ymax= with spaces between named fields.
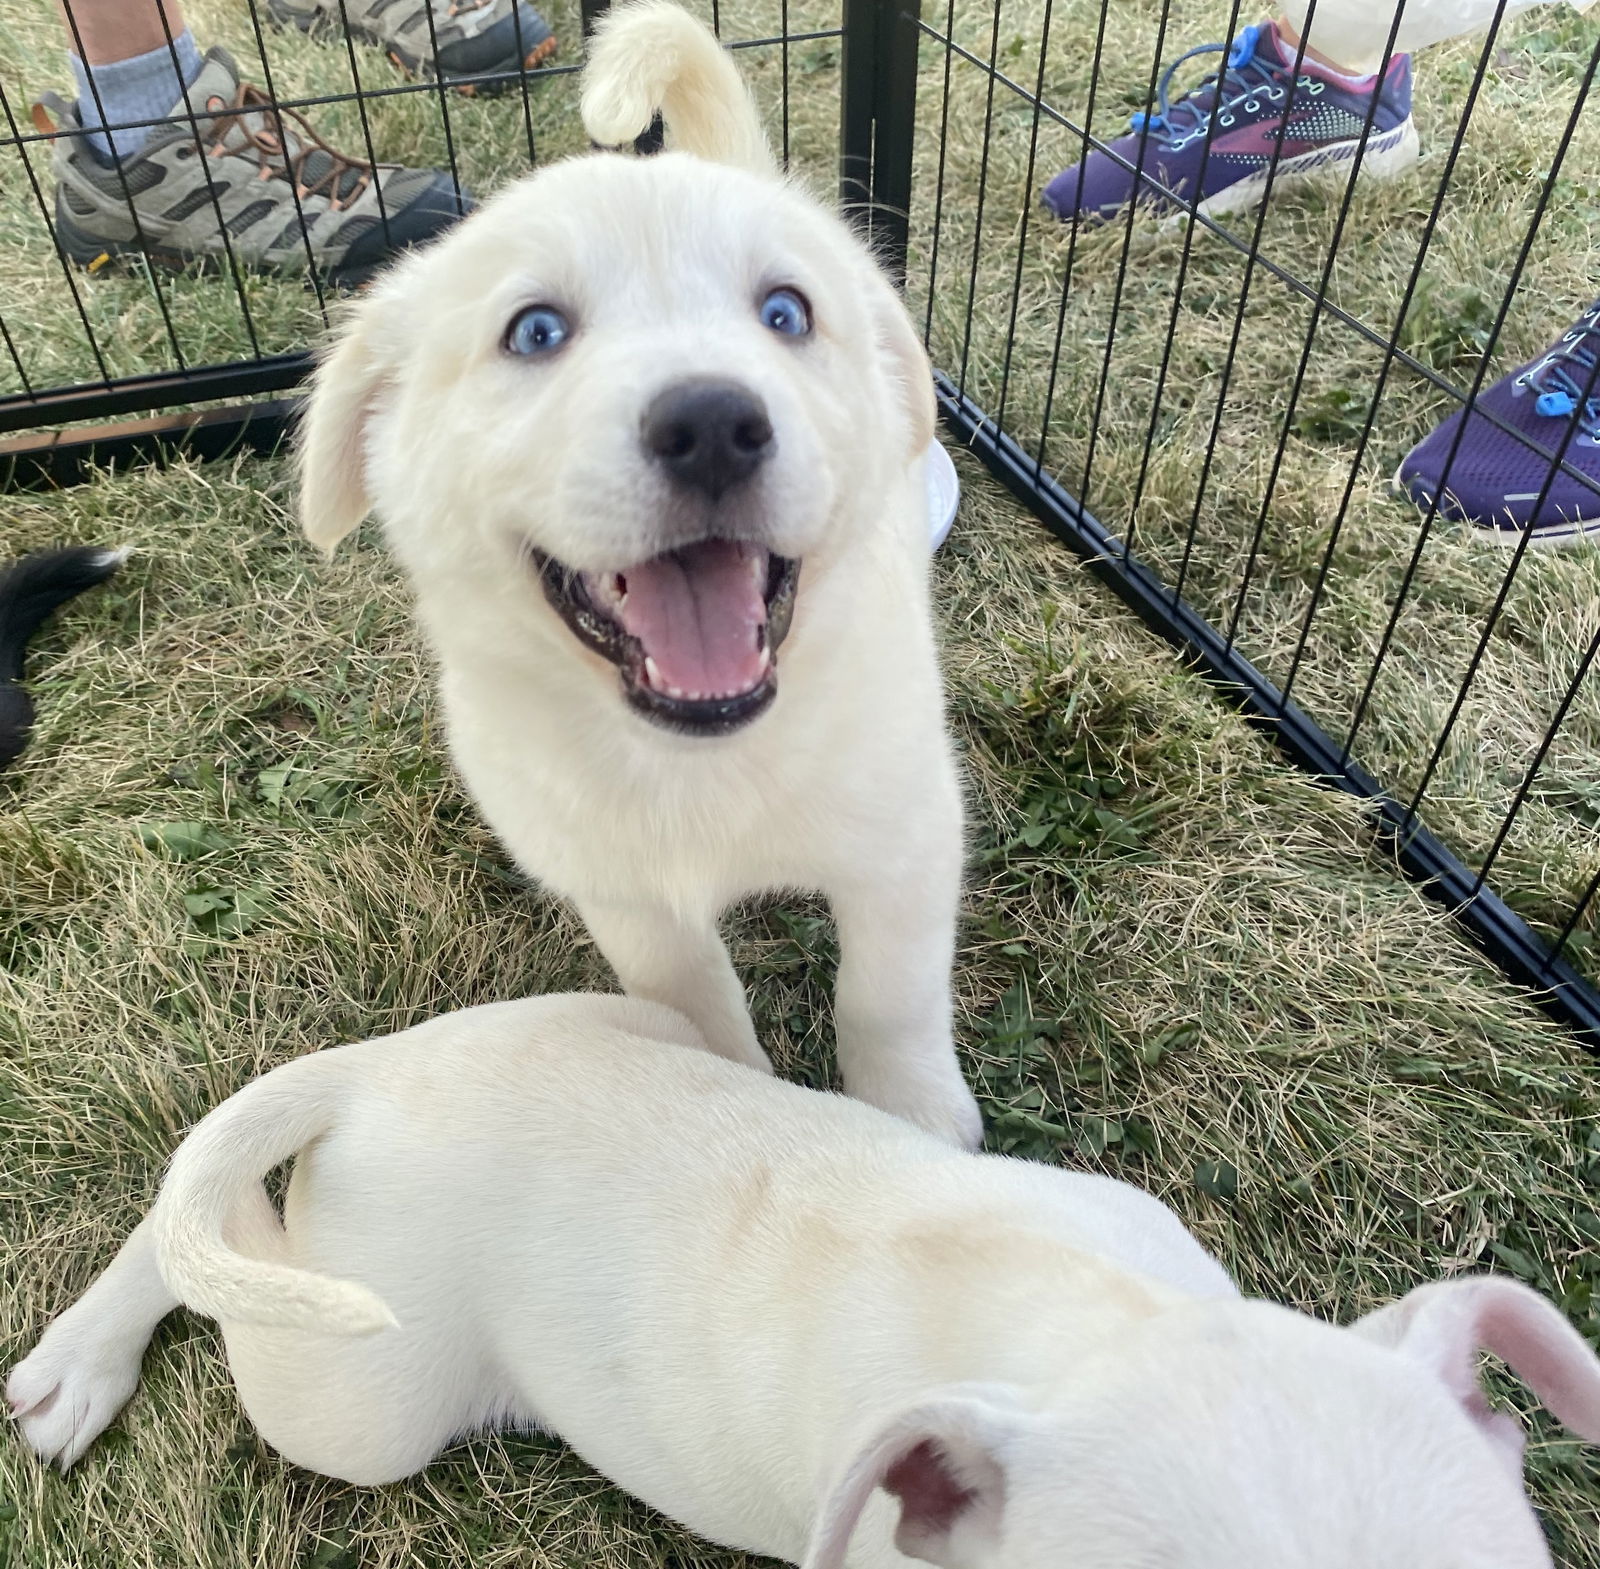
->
xmin=153 ymin=1052 xmax=399 ymax=1338
xmin=581 ymin=0 xmax=772 ymax=172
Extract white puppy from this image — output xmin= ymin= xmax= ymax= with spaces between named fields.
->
xmin=295 ymin=2 xmax=977 ymax=1145
xmin=11 ymin=994 xmax=1600 ymax=1569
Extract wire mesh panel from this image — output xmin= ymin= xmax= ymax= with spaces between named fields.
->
xmin=892 ymin=0 xmax=1599 ymax=1039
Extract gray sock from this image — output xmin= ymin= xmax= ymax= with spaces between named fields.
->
xmin=68 ymin=29 xmax=204 ymax=165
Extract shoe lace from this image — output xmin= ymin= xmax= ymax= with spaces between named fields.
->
xmin=1523 ymin=301 xmax=1600 ymax=439
xmin=203 ymin=83 xmax=373 ymax=211
xmin=1128 ymin=24 xmax=1289 ymax=147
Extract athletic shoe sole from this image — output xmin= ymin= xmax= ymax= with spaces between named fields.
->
xmin=1390 ymin=461 xmax=1600 ymax=549
xmin=264 ymin=0 xmax=557 ymax=95
xmin=1163 ymin=115 xmax=1421 ymax=227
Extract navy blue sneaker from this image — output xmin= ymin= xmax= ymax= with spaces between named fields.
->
xmin=1041 ymin=20 xmax=1417 ymax=225
xmin=1397 ymin=302 xmax=1600 ymax=547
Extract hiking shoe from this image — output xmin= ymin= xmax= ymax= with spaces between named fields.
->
xmin=1040 ymin=20 xmax=1417 ymax=225
xmin=266 ymin=0 xmax=556 ymax=92
xmin=35 ymin=48 xmax=467 ymax=286
xmin=1396 ymin=302 xmax=1600 ymax=547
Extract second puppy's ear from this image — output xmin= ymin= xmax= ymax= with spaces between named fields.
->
xmin=1351 ymin=1275 xmax=1600 ymax=1475
xmin=803 ymin=1388 xmax=1023 ymax=1569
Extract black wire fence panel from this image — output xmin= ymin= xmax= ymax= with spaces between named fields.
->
xmin=900 ymin=0 xmax=1600 ymax=1009
xmin=0 ymin=0 xmax=842 ymax=413
xmin=0 ymin=0 xmax=1596 ymax=1027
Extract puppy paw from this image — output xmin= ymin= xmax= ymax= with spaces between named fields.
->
xmin=846 ymin=1064 xmax=985 ymax=1151
xmin=6 ymin=1320 xmax=144 ymax=1468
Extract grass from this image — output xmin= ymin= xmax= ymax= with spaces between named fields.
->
xmin=2 ymin=0 xmax=1600 ymax=1564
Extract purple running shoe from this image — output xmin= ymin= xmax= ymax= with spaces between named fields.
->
xmin=1041 ymin=20 xmax=1417 ymax=225
xmin=1396 ymin=301 xmax=1600 ymax=548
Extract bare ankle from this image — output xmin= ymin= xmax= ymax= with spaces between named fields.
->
xmin=1275 ymin=15 xmax=1365 ymax=75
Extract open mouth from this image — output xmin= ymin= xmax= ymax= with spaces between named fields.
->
xmin=527 ymin=538 xmax=799 ymax=735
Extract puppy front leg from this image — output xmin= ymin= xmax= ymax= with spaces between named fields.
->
xmin=579 ymin=898 xmax=772 ymax=1073
xmin=7 ymin=1217 xmax=178 ymax=1468
xmin=829 ymin=866 xmax=983 ymax=1150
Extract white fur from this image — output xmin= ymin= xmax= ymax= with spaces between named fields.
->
xmin=581 ymin=1 xmax=774 ymax=172
xmin=12 ymin=994 xmax=1599 ymax=1569
xmin=295 ymin=3 xmax=976 ymax=1146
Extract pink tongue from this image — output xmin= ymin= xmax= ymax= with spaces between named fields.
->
xmin=614 ymin=540 xmax=769 ymax=698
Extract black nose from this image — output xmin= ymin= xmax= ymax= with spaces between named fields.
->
xmin=642 ymin=379 xmax=774 ymax=500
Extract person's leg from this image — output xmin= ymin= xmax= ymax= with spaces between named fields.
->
xmin=1039 ymin=13 xmax=1416 ymax=226
xmin=55 ymin=0 xmax=201 ymax=165
xmin=1279 ymin=0 xmax=1589 ymax=76
xmin=1275 ymin=12 xmax=1368 ymax=72
xmin=36 ymin=0 xmax=467 ymax=282
xmin=56 ymin=0 xmax=185 ymax=63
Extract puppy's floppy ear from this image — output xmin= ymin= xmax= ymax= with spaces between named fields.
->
xmin=1351 ymin=1276 xmax=1600 ymax=1471
xmin=863 ymin=265 xmax=937 ymax=462
xmin=297 ymin=297 xmax=398 ymax=554
xmin=803 ymin=1388 xmax=1022 ymax=1569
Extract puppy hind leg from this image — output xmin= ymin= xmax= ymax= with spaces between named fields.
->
xmin=225 ymin=1326 xmax=489 ymax=1486
xmin=829 ymin=871 xmax=983 ymax=1150
xmin=578 ymin=897 xmax=771 ymax=1073
xmin=7 ymin=1217 xmax=179 ymax=1468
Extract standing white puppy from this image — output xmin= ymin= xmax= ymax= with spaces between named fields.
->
xmin=296 ymin=2 xmax=978 ymax=1144
xmin=12 ymin=994 xmax=1600 ymax=1569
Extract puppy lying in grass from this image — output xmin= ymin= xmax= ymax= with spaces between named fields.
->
xmin=295 ymin=0 xmax=979 ymax=1146
xmin=12 ymin=993 xmax=1600 ymax=1569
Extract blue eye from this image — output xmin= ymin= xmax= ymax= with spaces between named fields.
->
xmin=505 ymin=305 xmax=571 ymax=356
xmin=760 ymin=287 xmax=811 ymax=337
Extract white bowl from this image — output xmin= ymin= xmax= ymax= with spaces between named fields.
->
xmin=925 ymin=439 xmax=961 ymax=551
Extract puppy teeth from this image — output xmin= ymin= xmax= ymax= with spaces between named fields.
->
xmin=645 ymin=656 xmax=664 ymax=689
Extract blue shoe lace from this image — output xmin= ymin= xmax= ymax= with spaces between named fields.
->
xmin=1128 ymin=24 xmax=1289 ymax=147
xmin=1525 ymin=301 xmax=1600 ymax=439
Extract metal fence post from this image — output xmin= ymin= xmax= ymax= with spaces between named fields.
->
xmin=839 ymin=0 xmax=922 ymax=282
xmin=839 ymin=0 xmax=879 ymax=226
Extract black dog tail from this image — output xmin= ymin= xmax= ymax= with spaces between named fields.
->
xmin=0 ymin=545 xmax=126 ymax=769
